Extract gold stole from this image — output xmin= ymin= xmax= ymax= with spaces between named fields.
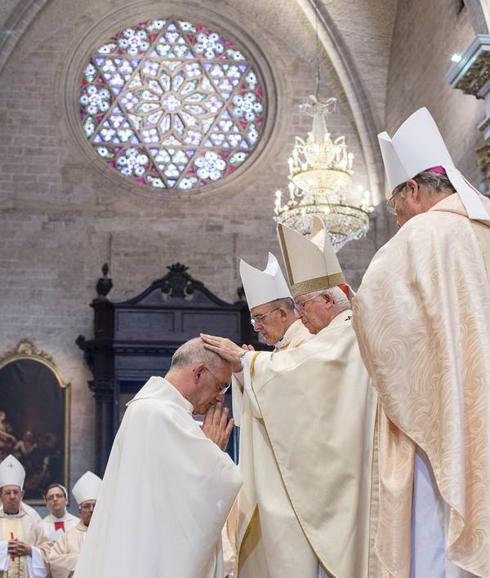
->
xmin=236 ymin=352 xmax=261 ymax=575
xmin=0 ymin=518 xmax=25 ymax=578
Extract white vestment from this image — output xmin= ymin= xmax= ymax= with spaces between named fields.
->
xmin=237 ymin=313 xmax=376 ymax=578
xmin=0 ymin=509 xmax=48 ymax=578
xmin=0 ymin=505 xmax=40 ymax=522
xmin=353 ymin=193 xmax=490 ymax=577
xmin=73 ymin=377 xmax=242 ymax=578
xmin=231 ymin=319 xmax=318 ymax=578
xmin=47 ymin=521 xmax=87 ymax=578
xmin=41 ymin=513 xmax=79 ymax=542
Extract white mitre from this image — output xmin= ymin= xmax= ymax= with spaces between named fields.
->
xmin=239 ymin=252 xmax=292 ymax=309
xmin=277 ymin=217 xmax=345 ymax=296
xmin=378 ymin=107 xmax=489 ymax=221
xmin=0 ymin=455 xmax=25 ymax=489
xmin=72 ymin=471 xmax=102 ymax=505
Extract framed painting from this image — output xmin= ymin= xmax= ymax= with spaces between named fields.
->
xmin=0 ymin=340 xmax=70 ymax=504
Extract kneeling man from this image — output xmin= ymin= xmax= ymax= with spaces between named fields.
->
xmin=74 ymin=338 xmax=242 ymax=578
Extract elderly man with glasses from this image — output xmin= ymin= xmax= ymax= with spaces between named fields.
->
xmin=202 ymin=219 xmax=376 ymax=578
xmin=353 ymin=108 xmax=490 ymax=578
xmin=206 ymin=253 xmax=310 ymax=578
xmin=73 ymin=338 xmax=241 ymax=578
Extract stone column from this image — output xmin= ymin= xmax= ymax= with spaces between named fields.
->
xmin=446 ymin=34 xmax=490 ymax=193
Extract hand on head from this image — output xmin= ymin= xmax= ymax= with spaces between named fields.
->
xmin=200 ymin=334 xmax=246 ymax=373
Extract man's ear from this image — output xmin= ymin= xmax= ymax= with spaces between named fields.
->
xmin=406 ymin=179 xmax=420 ymax=201
xmin=20 ymin=490 xmax=25 ymax=500
xmin=193 ymin=362 xmax=206 ymax=383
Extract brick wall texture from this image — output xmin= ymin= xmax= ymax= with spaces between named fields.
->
xmin=0 ymin=0 xmax=484 ymax=487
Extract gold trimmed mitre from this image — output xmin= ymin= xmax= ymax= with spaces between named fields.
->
xmin=277 ymin=217 xmax=345 ymax=297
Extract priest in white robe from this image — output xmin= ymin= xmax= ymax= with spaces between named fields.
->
xmin=0 ymin=455 xmax=48 ymax=578
xmin=222 ymin=253 xmax=311 ymax=578
xmin=41 ymin=484 xmax=79 ymax=542
xmin=73 ymin=338 xmax=242 ymax=578
xmin=47 ymin=472 xmax=101 ymax=578
xmin=203 ymin=221 xmax=376 ymax=578
xmin=352 ymin=107 xmax=490 ymax=578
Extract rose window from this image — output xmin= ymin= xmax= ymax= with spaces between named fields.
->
xmin=80 ymin=19 xmax=267 ymax=191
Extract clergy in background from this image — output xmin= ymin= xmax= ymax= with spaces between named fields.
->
xmin=226 ymin=253 xmax=311 ymax=578
xmin=353 ymin=107 xmax=490 ymax=578
xmin=73 ymin=338 xmax=242 ymax=578
xmin=203 ymin=220 xmax=376 ymax=578
xmin=41 ymin=484 xmax=79 ymax=542
xmin=0 ymin=455 xmax=48 ymax=578
xmin=48 ymin=472 xmax=101 ymax=578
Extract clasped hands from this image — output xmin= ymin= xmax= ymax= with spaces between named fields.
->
xmin=202 ymin=402 xmax=234 ymax=451
xmin=8 ymin=539 xmax=32 ymax=557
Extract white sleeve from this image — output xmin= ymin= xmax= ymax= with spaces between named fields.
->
xmin=241 ymin=354 xmax=262 ymax=419
xmin=231 ymin=373 xmax=244 ymax=427
xmin=0 ymin=540 xmax=9 ymax=571
xmin=26 ymin=546 xmax=47 ymax=578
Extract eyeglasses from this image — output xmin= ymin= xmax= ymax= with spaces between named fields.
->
xmin=205 ymin=367 xmax=231 ymax=395
xmin=385 ymin=185 xmax=408 ymax=215
xmin=80 ymin=502 xmax=95 ymax=511
xmin=294 ymin=294 xmax=322 ymax=312
xmin=250 ymin=307 xmax=280 ymax=328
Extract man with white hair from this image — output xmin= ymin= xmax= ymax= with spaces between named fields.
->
xmin=218 ymin=253 xmax=310 ymax=578
xmin=73 ymin=338 xmax=241 ymax=578
xmin=353 ymin=108 xmax=490 ymax=578
xmin=41 ymin=484 xmax=79 ymax=541
xmin=47 ymin=472 xmax=101 ymax=578
xmin=0 ymin=455 xmax=48 ymax=577
xmin=202 ymin=219 xmax=376 ymax=578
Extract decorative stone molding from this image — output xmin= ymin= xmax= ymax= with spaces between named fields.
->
xmin=446 ymin=34 xmax=490 ymax=192
xmin=477 ymin=142 xmax=490 ymax=188
xmin=446 ymin=34 xmax=490 ymax=98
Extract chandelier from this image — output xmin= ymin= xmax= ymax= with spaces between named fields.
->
xmin=274 ymin=95 xmax=374 ymax=252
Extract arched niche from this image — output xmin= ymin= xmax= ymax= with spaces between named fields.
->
xmin=0 ymin=340 xmax=70 ymax=505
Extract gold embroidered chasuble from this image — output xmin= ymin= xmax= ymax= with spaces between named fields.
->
xmin=232 ymin=319 xmax=314 ymax=578
xmin=238 ymin=313 xmax=376 ymax=578
xmin=352 ymin=193 xmax=490 ymax=577
xmin=0 ymin=510 xmax=48 ymax=578
xmin=47 ymin=521 xmax=87 ymax=578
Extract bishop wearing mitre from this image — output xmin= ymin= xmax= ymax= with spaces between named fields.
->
xmin=0 ymin=455 xmax=48 ymax=578
xmin=353 ymin=108 xmax=490 ymax=578
xmin=203 ymin=221 xmax=376 ymax=578
xmin=47 ymin=472 xmax=102 ymax=578
xmin=225 ymin=253 xmax=311 ymax=578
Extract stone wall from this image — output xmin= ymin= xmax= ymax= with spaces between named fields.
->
xmin=0 ymin=0 xmax=379 ymax=487
xmin=386 ymin=0 xmax=485 ymax=185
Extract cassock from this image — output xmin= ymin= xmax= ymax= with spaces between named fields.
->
xmin=231 ymin=318 xmax=315 ymax=578
xmin=353 ymin=193 xmax=490 ymax=577
xmin=41 ymin=513 xmax=79 ymax=542
xmin=73 ymin=376 xmax=242 ymax=578
xmin=238 ymin=311 xmax=376 ymax=578
xmin=0 ymin=509 xmax=48 ymax=578
xmin=48 ymin=521 xmax=87 ymax=578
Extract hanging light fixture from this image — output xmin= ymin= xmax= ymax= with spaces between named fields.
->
xmin=274 ymin=3 xmax=374 ymax=252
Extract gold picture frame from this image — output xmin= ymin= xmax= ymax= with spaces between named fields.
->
xmin=0 ymin=340 xmax=71 ymax=505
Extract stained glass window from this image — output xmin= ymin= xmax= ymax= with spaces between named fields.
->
xmin=80 ymin=19 xmax=266 ymax=191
